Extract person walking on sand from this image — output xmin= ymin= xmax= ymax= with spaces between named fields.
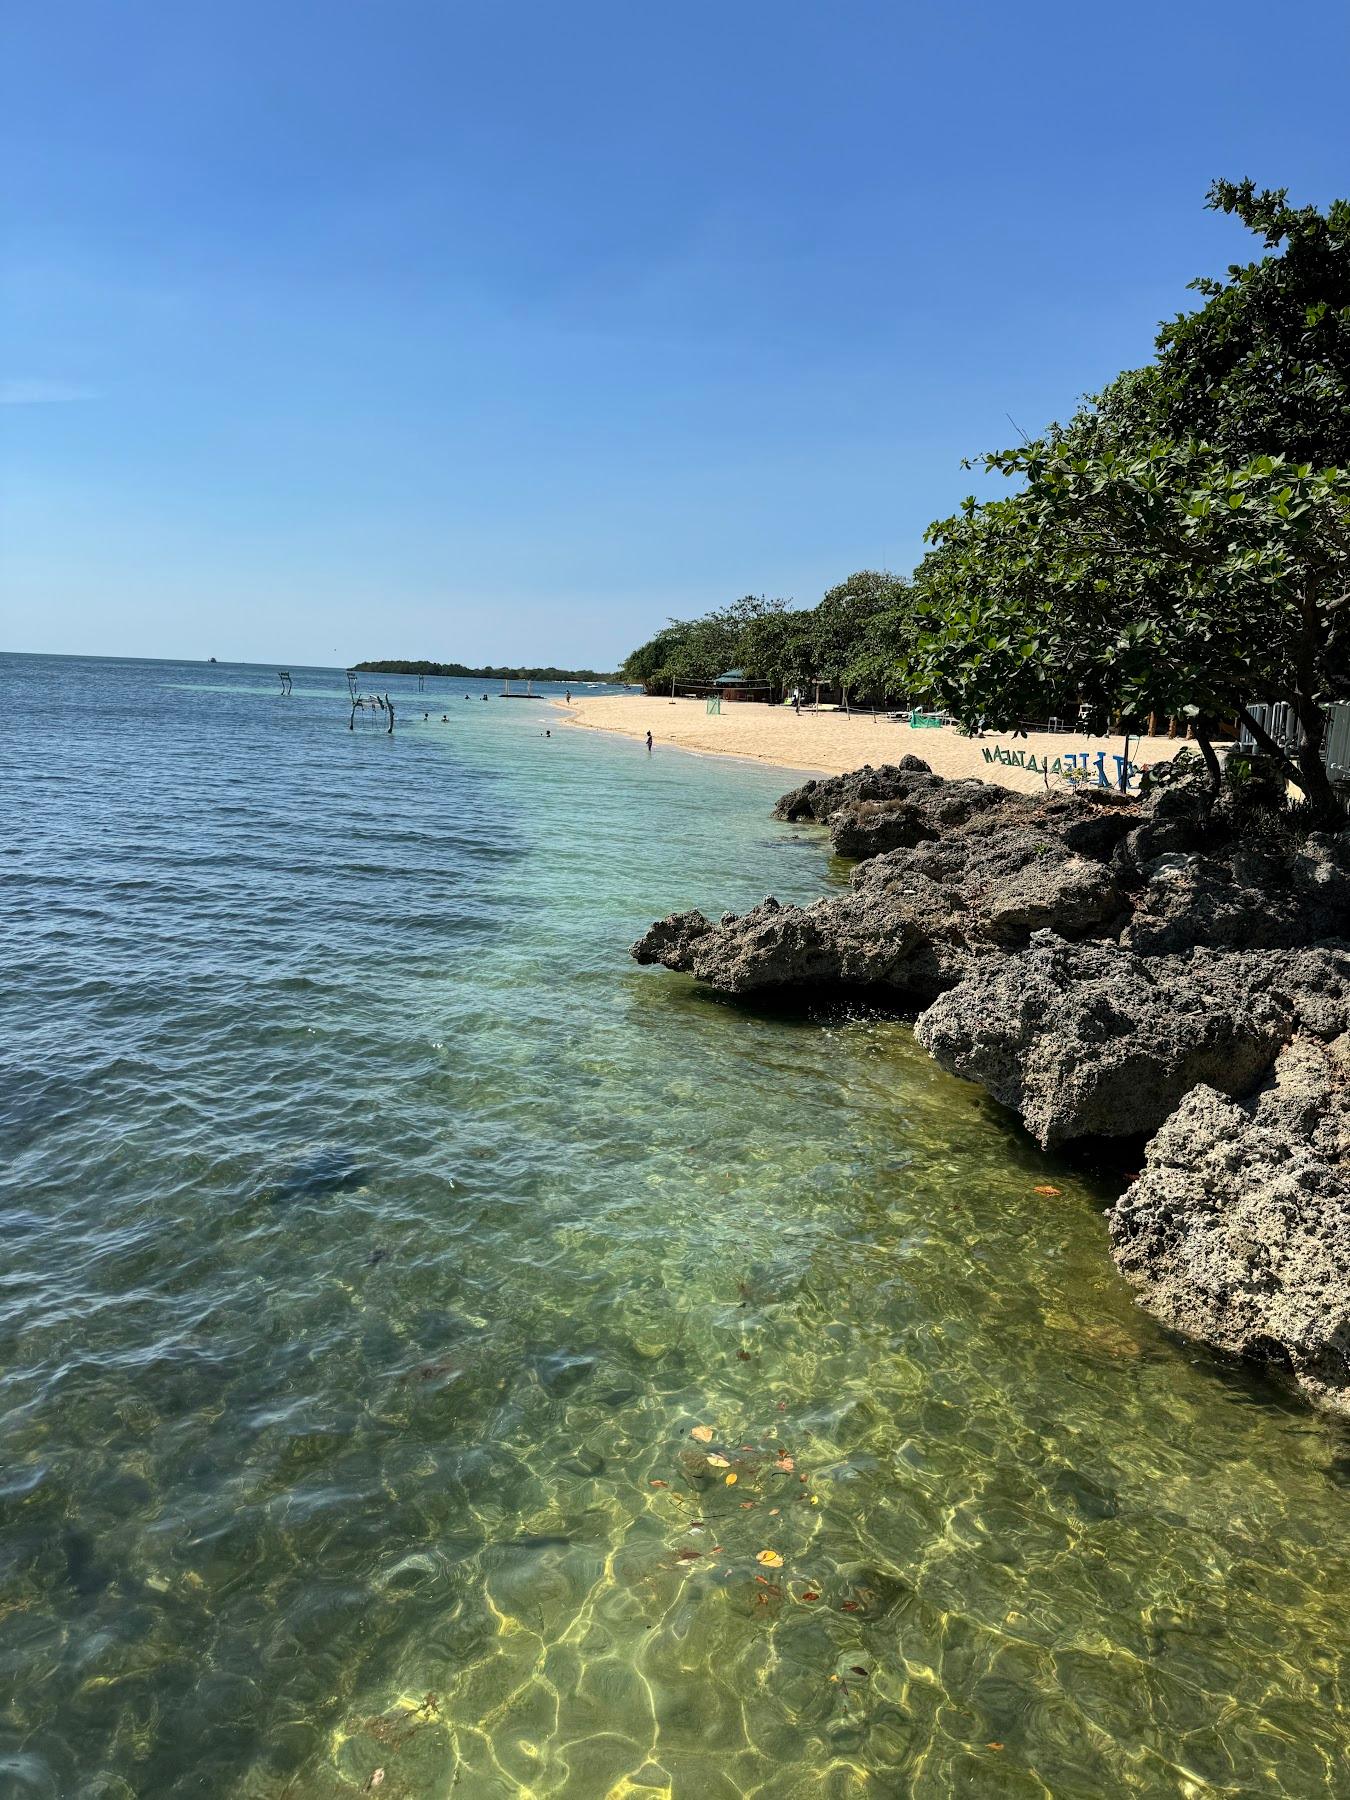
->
xmin=645 ymin=731 xmax=653 ymax=753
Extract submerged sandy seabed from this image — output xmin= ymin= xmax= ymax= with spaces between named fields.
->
xmin=559 ymin=693 xmax=1202 ymax=793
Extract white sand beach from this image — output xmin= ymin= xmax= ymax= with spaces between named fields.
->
xmin=558 ymin=694 xmax=1200 ymax=793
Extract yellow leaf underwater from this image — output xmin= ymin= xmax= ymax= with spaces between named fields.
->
xmin=690 ymin=1425 xmax=714 ymax=1443
xmin=725 ymin=1472 xmax=738 ymax=1485
xmin=706 ymin=1454 xmax=730 ymax=1468
xmin=756 ymin=1550 xmax=783 ymax=1568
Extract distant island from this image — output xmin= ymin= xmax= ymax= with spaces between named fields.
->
xmin=354 ymin=659 xmax=622 ymax=682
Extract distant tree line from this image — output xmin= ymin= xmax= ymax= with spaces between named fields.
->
xmin=620 ymin=181 xmax=1350 ymax=814
xmin=620 ymin=571 xmax=915 ymax=708
xmin=354 ymin=659 xmax=621 ymax=682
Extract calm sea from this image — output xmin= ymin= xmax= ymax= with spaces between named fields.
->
xmin=2 ymin=653 xmax=1346 ymax=1797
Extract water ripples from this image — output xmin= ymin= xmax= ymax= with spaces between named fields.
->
xmin=1 ymin=654 xmax=1347 ymax=1797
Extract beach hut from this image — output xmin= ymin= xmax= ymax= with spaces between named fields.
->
xmin=712 ymin=669 xmax=773 ymax=703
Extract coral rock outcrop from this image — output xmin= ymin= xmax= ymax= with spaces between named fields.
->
xmin=633 ymin=754 xmax=1350 ymax=1410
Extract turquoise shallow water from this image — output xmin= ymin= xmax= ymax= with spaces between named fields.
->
xmin=1 ymin=652 xmax=1347 ymax=1799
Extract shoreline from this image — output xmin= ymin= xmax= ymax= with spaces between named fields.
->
xmin=556 ymin=693 xmax=1205 ymax=793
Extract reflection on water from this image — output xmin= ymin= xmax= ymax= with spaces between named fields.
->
xmin=1 ymin=654 xmax=1347 ymax=1798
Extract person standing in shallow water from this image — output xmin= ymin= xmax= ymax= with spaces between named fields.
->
xmin=645 ymin=731 xmax=653 ymax=753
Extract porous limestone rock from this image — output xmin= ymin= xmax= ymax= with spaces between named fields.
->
xmin=1109 ymin=1035 xmax=1350 ymax=1413
xmin=632 ymin=760 xmax=1350 ymax=1409
xmin=633 ymin=818 xmax=1131 ymax=1003
xmin=910 ymin=934 xmax=1338 ymax=1146
xmin=771 ymin=760 xmax=934 ymax=825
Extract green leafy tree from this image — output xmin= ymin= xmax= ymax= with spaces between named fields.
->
xmin=1100 ymin=180 xmax=1350 ymax=468
xmin=810 ymin=570 xmax=910 ymax=705
xmin=620 ymin=596 xmax=795 ymax=693
xmin=910 ymin=442 xmax=1350 ymax=811
xmin=903 ymin=181 xmax=1350 ymax=813
xmin=736 ymin=603 xmax=815 ymax=693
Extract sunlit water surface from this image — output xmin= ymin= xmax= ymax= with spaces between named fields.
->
xmin=2 ymin=654 xmax=1347 ymax=1799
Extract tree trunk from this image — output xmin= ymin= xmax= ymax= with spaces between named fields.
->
xmin=1194 ymin=725 xmax=1222 ymax=795
xmin=1291 ymin=581 xmax=1340 ymax=822
xmin=1292 ymin=699 xmax=1337 ymax=819
xmin=1234 ymin=704 xmax=1300 ymax=781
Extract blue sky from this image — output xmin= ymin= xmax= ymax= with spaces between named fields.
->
xmin=4 ymin=1 xmax=1348 ymax=668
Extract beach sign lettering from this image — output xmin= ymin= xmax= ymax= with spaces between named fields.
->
xmin=981 ymin=745 xmax=1142 ymax=789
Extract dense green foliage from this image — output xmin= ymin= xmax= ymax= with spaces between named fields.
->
xmin=619 ymin=574 xmax=912 ymax=704
xmin=355 ymin=660 xmax=620 ymax=681
xmin=1104 ymin=180 xmax=1350 ymax=468
xmin=907 ymin=181 xmax=1350 ymax=808
xmin=910 ymin=446 xmax=1350 ymax=801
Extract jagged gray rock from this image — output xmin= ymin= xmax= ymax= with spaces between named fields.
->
xmin=1109 ymin=1036 xmax=1350 ymax=1413
xmin=828 ymin=776 xmax=1016 ymax=858
xmin=913 ymin=934 xmax=1350 ymax=1146
xmin=772 ymin=760 xmax=933 ymax=825
xmin=1122 ymin=832 xmax=1350 ymax=954
xmin=632 ymin=892 xmax=957 ymax=1000
xmin=632 ymin=760 xmax=1350 ymax=1410
xmin=633 ymin=816 xmax=1130 ymax=1003
xmin=1122 ymin=760 xmax=1225 ymax=865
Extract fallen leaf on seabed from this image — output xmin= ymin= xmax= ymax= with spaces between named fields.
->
xmin=690 ymin=1425 xmax=714 ymax=1443
xmin=1034 ymin=1184 xmax=1061 ymax=1197
xmin=737 ymin=1350 xmax=752 ymax=1361
xmin=366 ymin=1774 xmax=384 ymax=1792
xmin=649 ymin=1479 xmax=668 ymax=1488
xmin=756 ymin=1550 xmax=783 ymax=1568
xmin=725 ymin=1472 xmax=738 ymax=1485
xmin=706 ymin=1454 xmax=730 ymax=1468
xmin=987 ymin=1742 xmax=1005 ymax=1751
xmin=840 ymin=1600 xmax=860 ymax=1612
xmin=850 ymin=1666 xmax=869 ymax=1678
xmin=676 ymin=1548 xmax=702 ymax=1561
xmin=800 ymin=1590 xmax=820 ymax=1602
xmin=739 ymin=1501 xmax=755 ymax=1509
xmin=768 ymin=1508 xmax=779 ymax=1516
xmin=775 ymin=1454 xmax=795 ymax=1472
